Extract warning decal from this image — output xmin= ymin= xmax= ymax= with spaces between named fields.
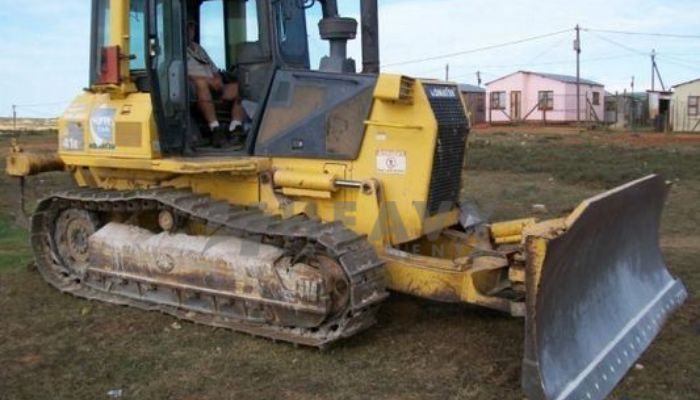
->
xmin=376 ymin=150 xmax=407 ymax=175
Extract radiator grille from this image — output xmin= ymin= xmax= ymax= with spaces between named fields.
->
xmin=399 ymin=76 xmax=416 ymax=102
xmin=424 ymin=84 xmax=469 ymax=216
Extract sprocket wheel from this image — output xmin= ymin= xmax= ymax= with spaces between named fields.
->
xmin=317 ymin=255 xmax=350 ymax=318
xmin=53 ymin=209 xmax=100 ymax=280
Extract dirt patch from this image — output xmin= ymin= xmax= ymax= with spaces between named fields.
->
xmin=0 ymin=131 xmax=58 ymax=154
xmin=0 ymin=117 xmax=57 ymax=132
xmin=474 ymin=124 xmax=586 ymax=136
xmin=564 ymin=132 xmax=700 ymax=148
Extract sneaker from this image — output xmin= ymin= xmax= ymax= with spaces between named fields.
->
xmin=228 ymin=125 xmax=246 ymax=149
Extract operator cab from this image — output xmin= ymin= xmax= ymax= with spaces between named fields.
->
xmin=90 ymin=0 xmax=380 ymax=158
xmin=182 ymin=1 xmax=267 ymax=153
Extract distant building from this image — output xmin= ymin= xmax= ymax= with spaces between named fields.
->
xmin=605 ymin=92 xmax=650 ymax=129
xmin=485 ymin=71 xmax=605 ymax=124
xmin=604 ymin=91 xmax=617 ymax=124
xmin=671 ymin=78 xmax=700 ymax=132
xmin=647 ymin=90 xmax=672 ymax=131
xmin=458 ymin=84 xmax=486 ymax=124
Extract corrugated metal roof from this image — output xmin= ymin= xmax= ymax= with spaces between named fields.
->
xmin=529 ymin=71 xmax=603 ymax=86
xmin=486 ymin=70 xmax=604 ymax=87
xmin=672 ymin=77 xmax=700 ymax=88
xmin=614 ymin=92 xmax=648 ymax=100
xmin=458 ymin=83 xmax=485 ymax=93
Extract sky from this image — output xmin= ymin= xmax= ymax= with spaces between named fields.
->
xmin=0 ymin=0 xmax=698 ymax=118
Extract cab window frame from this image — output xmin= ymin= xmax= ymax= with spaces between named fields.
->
xmin=223 ymin=0 xmax=270 ymax=68
xmin=272 ymin=0 xmax=310 ymax=69
xmin=198 ymin=0 xmax=227 ymax=70
xmin=129 ymin=0 xmax=148 ymax=71
xmin=89 ymin=0 xmax=112 ymax=85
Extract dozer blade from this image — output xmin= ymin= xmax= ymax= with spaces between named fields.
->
xmin=522 ymin=175 xmax=687 ymax=400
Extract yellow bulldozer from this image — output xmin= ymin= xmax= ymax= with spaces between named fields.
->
xmin=6 ymin=1 xmax=687 ymax=399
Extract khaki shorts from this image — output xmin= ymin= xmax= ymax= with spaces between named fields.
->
xmin=188 ymin=59 xmax=215 ymax=79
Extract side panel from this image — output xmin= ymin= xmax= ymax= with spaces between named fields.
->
xmin=254 ymin=70 xmax=376 ymax=160
xmin=267 ymin=78 xmax=465 ymax=246
xmin=349 ymin=79 xmax=462 ymax=244
xmin=58 ymin=93 xmax=158 ymax=159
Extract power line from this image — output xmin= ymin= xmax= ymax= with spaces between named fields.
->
xmin=655 ymin=51 xmax=700 ymax=57
xmin=413 ymin=65 xmax=452 ymax=77
xmin=448 ymin=54 xmax=640 ymax=81
xmin=584 ymin=28 xmax=700 ymax=40
xmin=585 ymin=31 xmax=699 ymax=79
xmin=657 ymin=53 xmax=699 ymax=67
xmin=580 ymin=53 xmax=642 ymax=64
xmin=525 ymin=34 xmax=570 ymax=65
xmin=387 ymin=25 xmax=695 ymax=70
xmin=656 ymin=56 xmax=698 ymax=71
xmin=382 ymin=28 xmax=572 ymax=68
xmin=586 ymin=31 xmax=648 ymax=56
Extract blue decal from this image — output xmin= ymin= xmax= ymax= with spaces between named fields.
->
xmin=90 ymin=107 xmax=116 ymax=149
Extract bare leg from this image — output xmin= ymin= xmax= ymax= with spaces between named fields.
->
xmin=222 ymin=83 xmax=245 ymax=123
xmin=192 ymin=77 xmax=217 ymax=124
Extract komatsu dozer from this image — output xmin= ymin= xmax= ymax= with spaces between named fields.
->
xmin=6 ymin=1 xmax=687 ymax=399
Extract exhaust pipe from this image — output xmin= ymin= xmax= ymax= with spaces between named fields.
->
xmin=360 ymin=0 xmax=380 ymax=74
xmin=318 ymin=0 xmax=357 ymax=73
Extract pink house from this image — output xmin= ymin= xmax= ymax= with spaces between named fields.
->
xmin=485 ymin=71 xmax=605 ymax=123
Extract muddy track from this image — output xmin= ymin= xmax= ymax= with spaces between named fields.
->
xmin=30 ymin=187 xmax=388 ymax=348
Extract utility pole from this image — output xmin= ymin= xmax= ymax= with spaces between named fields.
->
xmin=574 ymin=24 xmax=581 ymax=124
xmin=476 ymin=71 xmax=482 ymax=86
xmin=631 ymin=76 xmax=636 ymax=131
xmin=650 ymin=50 xmax=666 ymax=91
xmin=445 ymin=63 xmax=450 ymax=81
xmin=12 ymin=104 xmax=17 ymax=132
xmin=651 ymin=49 xmax=656 ymax=91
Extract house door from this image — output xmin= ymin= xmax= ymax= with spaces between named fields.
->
xmin=510 ymin=91 xmax=522 ymax=121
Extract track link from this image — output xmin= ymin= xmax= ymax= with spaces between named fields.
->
xmin=31 ymin=188 xmax=388 ymax=348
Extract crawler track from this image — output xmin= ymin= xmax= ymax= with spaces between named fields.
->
xmin=31 ymin=188 xmax=388 ymax=348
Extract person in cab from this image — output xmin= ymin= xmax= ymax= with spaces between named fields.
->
xmin=187 ymin=20 xmax=245 ymax=148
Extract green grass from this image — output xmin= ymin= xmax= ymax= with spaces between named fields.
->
xmin=467 ymin=138 xmax=700 ymax=188
xmin=0 ymin=215 xmax=31 ymax=270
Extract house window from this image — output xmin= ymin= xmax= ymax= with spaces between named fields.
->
xmin=592 ymin=92 xmax=600 ymax=106
xmin=538 ymin=91 xmax=554 ymax=110
xmin=490 ymin=91 xmax=505 ymax=110
xmin=689 ymin=96 xmax=699 ymax=117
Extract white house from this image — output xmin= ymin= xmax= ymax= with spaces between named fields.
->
xmin=671 ymin=78 xmax=700 ymax=132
